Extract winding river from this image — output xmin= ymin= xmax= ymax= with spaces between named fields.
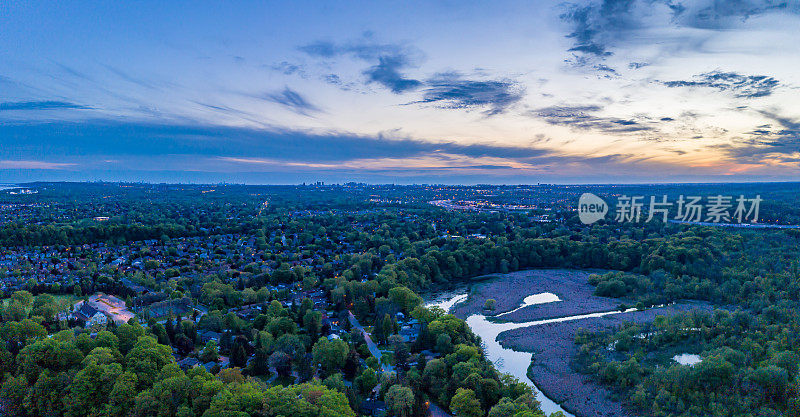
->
xmin=427 ymin=291 xmax=639 ymax=417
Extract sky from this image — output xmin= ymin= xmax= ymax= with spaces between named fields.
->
xmin=1 ymin=0 xmax=799 ymax=184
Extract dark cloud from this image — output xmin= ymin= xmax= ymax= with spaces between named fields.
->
xmin=532 ymin=105 xmax=654 ymax=133
xmin=413 ymin=73 xmax=524 ymax=116
xmin=297 ymin=40 xmax=338 ymax=58
xmin=594 ymin=64 xmax=619 ymax=77
xmin=264 ymin=87 xmax=321 ymax=115
xmin=0 ymin=100 xmax=90 ymax=111
xmin=716 ymin=110 xmax=800 ymax=164
xmin=0 ymin=119 xmax=551 ymax=163
xmin=560 ymin=0 xmax=800 ymax=63
xmin=663 ymin=71 xmax=779 ymax=98
xmin=298 ymin=38 xmax=421 ymax=94
xmin=595 ymin=64 xmax=616 ymax=73
xmin=674 ymin=0 xmax=800 ymax=29
xmin=1 ymin=119 xmax=781 ymax=183
xmin=560 ymin=0 xmax=638 ymax=59
xmin=363 ymin=55 xmax=422 ymax=93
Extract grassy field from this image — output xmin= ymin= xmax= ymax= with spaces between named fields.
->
xmin=1 ymin=293 xmax=79 ymax=313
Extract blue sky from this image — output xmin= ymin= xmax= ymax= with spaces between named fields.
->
xmin=1 ymin=0 xmax=799 ymax=184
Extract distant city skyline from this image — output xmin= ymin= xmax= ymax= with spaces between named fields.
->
xmin=2 ymin=1 xmax=799 ymax=184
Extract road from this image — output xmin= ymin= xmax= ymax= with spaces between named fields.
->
xmin=428 ymin=402 xmax=453 ymax=417
xmin=348 ymin=311 xmax=393 ymax=373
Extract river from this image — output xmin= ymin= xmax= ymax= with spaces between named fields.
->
xmin=426 ymin=290 xmax=639 ymax=417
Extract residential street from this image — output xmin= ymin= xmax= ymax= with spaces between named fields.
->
xmin=348 ymin=311 xmax=393 ymax=372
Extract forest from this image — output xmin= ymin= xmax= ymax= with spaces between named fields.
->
xmin=0 ymin=182 xmax=798 ymax=417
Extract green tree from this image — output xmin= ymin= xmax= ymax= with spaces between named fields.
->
xmin=388 ymin=286 xmax=422 ymax=313
xmin=0 ymin=374 xmax=28 ymax=415
xmin=355 ymin=368 xmax=378 ymax=396
xmin=64 ymin=362 xmax=123 ymax=417
xmin=385 ymin=384 xmax=414 ymax=417
xmin=312 ymin=337 xmax=349 ymax=377
xmin=125 ymin=336 xmax=174 ymax=389
xmin=11 ymin=291 xmax=34 ymax=308
xmin=450 ymin=388 xmax=482 ymax=417
xmin=105 ymin=372 xmax=138 ymax=417
xmin=200 ymin=340 xmax=220 ymax=363
xmin=303 ymin=310 xmax=322 ymax=340
xmin=116 ymin=322 xmax=146 ymax=354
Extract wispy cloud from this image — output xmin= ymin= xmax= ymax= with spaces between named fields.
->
xmin=0 ymin=119 xmax=551 ymax=163
xmin=663 ymin=71 xmax=780 ymax=98
xmin=0 ymin=160 xmax=76 ymax=169
xmin=718 ymin=109 xmax=800 ymax=164
xmin=363 ymin=55 xmax=421 ymax=93
xmin=413 ymin=73 xmax=525 ymax=116
xmin=672 ymin=0 xmax=800 ymax=29
xmin=264 ymin=87 xmax=321 ymax=115
xmin=103 ymin=65 xmax=159 ymax=90
xmin=559 ymin=0 xmax=800 ymax=65
xmin=269 ymin=61 xmax=306 ymax=77
xmin=297 ymin=40 xmax=339 ymax=58
xmin=0 ymin=100 xmax=90 ymax=111
xmin=298 ymin=37 xmax=422 ymax=93
xmin=532 ymin=105 xmax=655 ymax=133
xmin=560 ymin=0 xmax=640 ymax=61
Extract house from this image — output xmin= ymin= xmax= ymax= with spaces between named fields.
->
xmin=178 ymin=357 xmax=201 ymax=370
xmin=199 ymin=330 xmax=221 ymax=344
xmin=399 ymin=325 xmax=419 ymax=343
xmin=360 ymin=399 xmax=386 ymax=416
xmin=74 ymin=303 xmax=109 ymax=328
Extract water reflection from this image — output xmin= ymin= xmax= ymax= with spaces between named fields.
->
xmin=495 ymin=292 xmax=561 ymax=317
xmin=673 ymin=353 xmax=702 ymax=366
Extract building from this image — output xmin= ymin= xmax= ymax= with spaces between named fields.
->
xmin=74 ymin=303 xmax=109 ymax=328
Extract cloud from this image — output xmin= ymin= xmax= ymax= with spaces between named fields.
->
xmin=297 ymin=40 xmax=339 ymax=58
xmin=220 ymin=153 xmax=543 ymax=172
xmin=559 ymin=0 xmax=800 ymax=63
xmin=672 ymin=0 xmax=800 ymax=29
xmin=595 ymin=64 xmax=618 ymax=73
xmin=662 ymin=71 xmax=779 ymax=98
xmin=532 ymin=105 xmax=655 ymax=133
xmin=413 ymin=73 xmax=525 ymax=116
xmin=708 ymin=110 xmax=800 ymax=167
xmin=0 ymin=100 xmax=90 ymax=111
xmin=363 ymin=55 xmax=422 ymax=93
xmin=103 ymin=65 xmax=159 ymax=90
xmin=269 ymin=61 xmax=306 ymax=77
xmin=0 ymin=119 xmax=787 ymax=183
xmin=0 ymin=160 xmax=76 ymax=169
xmin=0 ymin=119 xmax=553 ymax=164
xmin=734 ymin=110 xmax=800 ymax=160
xmin=298 ymin=38 xmax=421 ymax=93
xmin=264 ymin=87 xmax=321 ymax=115
xmin=560 ymin=0 xmax=639 ymax=59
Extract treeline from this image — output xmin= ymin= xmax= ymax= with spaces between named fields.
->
xmin=0 ymin=317 xmax=354 ymax=417
xmin=0 ymin=290 xmax=549 ymax=417
xmin=0 ymin=220 xmax=260 ymax=247
xmin=575 ymin=309 xmax=800 ymax=416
